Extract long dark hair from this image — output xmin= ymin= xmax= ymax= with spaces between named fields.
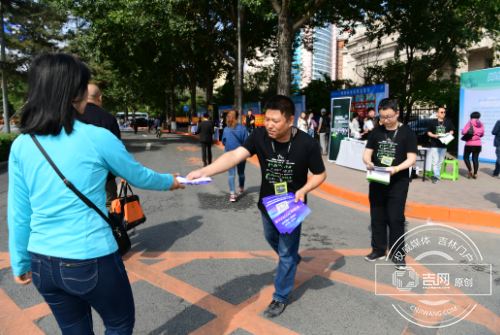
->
xmin=20 ymin=53 xmax=91 ymax=135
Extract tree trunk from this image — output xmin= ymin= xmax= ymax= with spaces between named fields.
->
xmin=131 ymin=105 xmax=136 ymax=119
xmin=169 ymin=74 xmax=175 ymax=121
xmin=206 ymin=73 xmax=214 ymax=118
xmin=190 ymin=74 xmax=197 ymax=119
xmin=233 ymin=67 xmax=241 ymax=112
xmin=276 ymin=7 xmax=293 ymax=96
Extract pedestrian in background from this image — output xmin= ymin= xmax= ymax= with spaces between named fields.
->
xmin=222 ymin=110 xmax=248 ymax=202
xmin=350 ymin=112 xmax=361 ymax=139
xmin=307 ymin=112 xmax=316 ymax=137
xmin=317 ymin=108 xmax=330 ymax=155
xmin=462 ymin=111 xmax=484 ymax=179
xmin=297 ymin=111 xmax=309 ymax=133
xmin=426 ymin=107 xmax=455 ymax=184
xmin=83 ymin=84 xmax=122 ymax=210
xmin=8 ymin=52 xmax=184 ymax=335
xmin=246 ymin=109 xmax=255 ymax=135
xmin=196 ymin=113 xmax=214 ymax=167
xmin=132 ymin=117 xmax=138 ymax=134
xmin=492 ymin=118 xmax=500 ymax=177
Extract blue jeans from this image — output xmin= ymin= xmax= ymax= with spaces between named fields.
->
xmin=431 ymin=147 xmax=447 ymax=179
xmin=30 ymin=251 xmax=135 ymax=335
xmin=308 ymin=129 xmax=314 ymax=137
xmin=261 ymin=211 xmax=302 ymax=303
xmin=228 ymin=161 xmax=246 ymax=194
xmin=494 ymin=146 xmax=500 ymax=176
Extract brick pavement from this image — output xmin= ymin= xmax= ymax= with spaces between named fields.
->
xmin=322 ymin=155 xmax=500 ymax=214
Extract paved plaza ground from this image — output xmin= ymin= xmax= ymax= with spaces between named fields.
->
xmin=0 ymin=130 xmax=499 ymax=335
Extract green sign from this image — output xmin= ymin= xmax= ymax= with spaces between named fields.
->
xmin=328 ymin=97 xmax=351 ymax=161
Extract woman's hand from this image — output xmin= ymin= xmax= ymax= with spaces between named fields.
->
xmin=186 ymin=169 xmax=208 ymax=181
xmin=14 ymin=271 xmax=32 ymax=285
xmin=169 ymin=173 xmax=185 ymax=191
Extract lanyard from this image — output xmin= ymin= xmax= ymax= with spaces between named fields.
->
xmin=384 ymin=123 xmax=400 ymax=142
xmin=271 ymin=128 xmax=294 ymax=182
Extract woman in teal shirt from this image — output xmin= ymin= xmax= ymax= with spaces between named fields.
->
xmin=8 ymin=53 xmax=184 ymax=334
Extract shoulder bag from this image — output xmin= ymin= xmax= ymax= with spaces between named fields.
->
xmin=30 ymin=134 xmax=131 ymax=256
xmin=111 ymin=179 xmax=146 ymax=231
xmin=461 ymin=123 xmax=474 ymax=141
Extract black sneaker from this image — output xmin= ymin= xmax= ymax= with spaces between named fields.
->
xmin=432 ymin=177 xmax=440 ymax=184
xmin=395 ymin=259 xmax=407 ymax=270
xmin=365 ymin=252 xmax=385 ymax=262
xmin=297 ymin=255 xmax=302 ymax=265
xmin=264 ymin=300 xmax=288 ymax=318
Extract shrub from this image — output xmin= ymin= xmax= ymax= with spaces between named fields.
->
xmin=0 ymin=133 xmax=20 ymax=162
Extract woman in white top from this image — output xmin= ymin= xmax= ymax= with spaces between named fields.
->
xmin=297 ymin=112 xmax=309 ymax=133
xmin=350 ymin=112 xmax=361 ymax=139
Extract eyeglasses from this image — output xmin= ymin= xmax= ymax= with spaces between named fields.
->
xmin=379 ymin=114 xmax=397 ymax=121
xmin=439 ymin=111 xmax=447 ymax=114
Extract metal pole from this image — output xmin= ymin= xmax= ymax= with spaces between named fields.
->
xmin=237 ymin=0 xmax=243 ymax=124
xmin=1 ymin=3 xmax=10 ymax=133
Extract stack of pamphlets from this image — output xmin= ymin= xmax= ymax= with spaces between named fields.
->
xmin=263 ymin=192 xmax=311 ymax=234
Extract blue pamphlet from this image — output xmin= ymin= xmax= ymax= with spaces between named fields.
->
xmin=262 ymin=192 xmax=311 ymax=234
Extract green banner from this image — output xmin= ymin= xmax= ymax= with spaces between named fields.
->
xmin=328 ymin=97 xmax=351 ymax=161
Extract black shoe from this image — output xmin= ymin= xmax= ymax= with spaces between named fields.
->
xmin=432 ymin=177 xmax=438 ymax=184
xmin=297 ymin=255 xmax=302 ymax=265
xmin=365 ymin=252 xmax=385 ymax=262
xmin=264 ymin=300 xmax=288 ymax=318
xmin=395 ymin=259 xmax=407 ymax=270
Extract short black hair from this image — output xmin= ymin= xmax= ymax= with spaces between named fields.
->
xmin=470 ymin=111 xmax=481 ymax=119
xmin=437 ymin=106 xmax=445 ymax=111
xmin=248 ymin=109 xmax=252 ymax=113
xmin=367 ymin=107 xmax=375 ymax=113
xmin=21 ymin=52 xmax=90 ymax=135
xmin=352 ymin=112 xmax=359 ymax=119
xmin=264 ymin=95 xmax=295 ymax=120
xmin=378 ymin=98 xmax=398 ymax=113
xmin=203 ymin=113 xmax=209 ymax=118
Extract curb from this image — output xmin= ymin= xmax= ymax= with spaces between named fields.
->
xmin=170 ymin=130 xmax=500 ymax=228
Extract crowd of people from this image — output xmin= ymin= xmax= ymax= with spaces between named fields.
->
xmin=6 ymin=52 xmax=500 ymax=335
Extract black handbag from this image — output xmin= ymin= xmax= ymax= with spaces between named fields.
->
xmin=30 ymin=134 xmax=131 ymax=256
xmin=461 ymin=123 xmax=474 ymax=141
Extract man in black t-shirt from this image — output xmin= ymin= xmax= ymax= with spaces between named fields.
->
xmin=187 ymin=95 xmax=326 ymax=318
xmin=245 ymin=109 xmax=256 ymax=135
xmin=427 ymin=107 xmax=455 ymax=183
xmin=362 ymin=98 xmax=417 ymax=270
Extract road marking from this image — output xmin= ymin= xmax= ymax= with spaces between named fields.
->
xmin=145 ymin=143 xmax=151 ymax=150
xmin=142 ymin=135 xmax=147 ymax=137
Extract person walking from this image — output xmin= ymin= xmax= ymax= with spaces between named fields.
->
xmin=83 ymin=84 xmax=122 ymax=210
xmin=462 ymin=112 xmax=484 ymax=179
xmin=8 ymin=53 xmax=184 ymax=335
xmin=317 ymin=108 xmax=330 ymax=155
xmin=245 ymin=109 xmax=256 ymax=135
xmin=427 ymin=107 xmax=455 ymax=183
xmin=307 ymin=112 xmax=316 ymax=137
xmin=132 ymin=117 xmax=138 ymax=134
xmin=297 ymin=111 xmax=309 ymax=133
xmin=196 ymin=113 xmax=215 ymax=167
xmin=362 ymin=98 xmax=417 ymax=270
xmin=492 ymin=118 xmax=500 ymax=177
xmin=187 ymin=95 xmax=326 ymax=317
xmin=218 ymin=116 xmax=225 ymax=141
xmin=222 ymin=110 xmax=248 ymax=202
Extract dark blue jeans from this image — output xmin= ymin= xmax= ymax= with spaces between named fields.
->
xmin=30 ymin=251 xmax=135 ymax=335
xmin=261 ymin=211 xmax=302 ymax=303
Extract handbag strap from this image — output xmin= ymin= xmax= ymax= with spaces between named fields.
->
xmin=228 ymin=126 xmax=244 ymax=145
xmin=30 ymin=134 xmax=116 ymax=229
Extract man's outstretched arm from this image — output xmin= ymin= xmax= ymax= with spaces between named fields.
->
xmin=186 ymin=147 xmax=252 ymax=180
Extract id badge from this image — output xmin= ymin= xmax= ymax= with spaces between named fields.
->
xmin=274 ymin=182 xmax=288 ymax=195
xmin=380 ymin=156 xmax=394 ymax=166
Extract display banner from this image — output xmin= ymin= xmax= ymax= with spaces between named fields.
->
xmin=459 ymin=68 xmax=500 ymax=164
xmin=291 ymin=95 xmax=306 ymax=127
xmin=330 ymin=84 xmax=389 ymax=127
xmin=243 ymin=101 xmax=261 ymax=115
xmin=328 ymin=97 xmax=351 ymax=162
xmin=175 ymin=117 xmax=189 ymax=123
xmin=242 ymin=115 xmax=265 ymax=127
xmin=196 ymin=107 xmax=207 ymax=117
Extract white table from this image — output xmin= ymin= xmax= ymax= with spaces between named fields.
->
xmin=190 ymin=125 xmax=198 ymax=134
xmin=415 ymin=147 xmax=432 ymax=182
xmin=335 ymin=139 xmax=367 ymax=171
xmin=213 ymin=128 xmax=220 ymax=141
